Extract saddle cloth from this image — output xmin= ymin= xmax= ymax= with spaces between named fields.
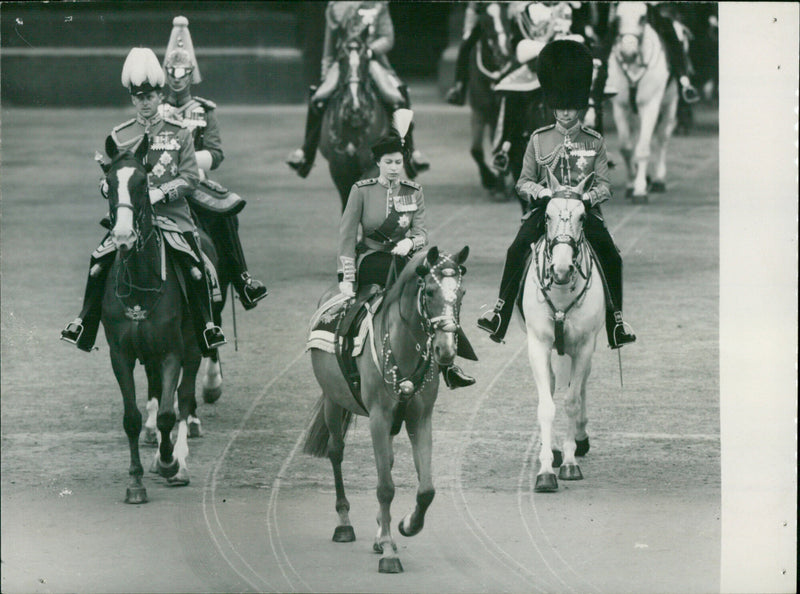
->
xmin=189 ymin=179 xmax=247 ymax=217
xmin=494 ymin=63 xmax=541 ymax=93
xmin=306 ymin=293 xmax=383 ymax=356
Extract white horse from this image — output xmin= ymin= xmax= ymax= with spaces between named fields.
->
xmin=608 ymin=2 xmax=679 ymax=203
xmin=521 ymin=170 xmax=605 ymax=493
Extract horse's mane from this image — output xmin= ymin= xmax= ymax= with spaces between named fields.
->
xmin=383 ymin=249 xmax=430 ymax=308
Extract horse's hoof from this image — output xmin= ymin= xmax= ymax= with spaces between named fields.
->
xmin=650 ymin=180 xmax=666 ymax=193
xmin=631 ymin=194 xmax=649 ymax=204
xmin=141 ymin=428 xmax=158 ymax=447
xmin=125 ymin=486 xmax=148 ymax=504
xmin=398 ymin=517 xmax=423 ymax=537
xmin=333 ymin=525 xmax=355 ymax=542
xmin=552 ymin=449 xmax=563 ymax=468
xmin=188 ymin=418 xmax=202 ymax=438
xmin=534 ymin=472 xmax=558 ymax=493
xmin=378 ymin=557 xmax=404 ymax=574
xmin=575 ymin=437 xmax=590 ymax=457
xmin=157 ymin=457 xmax=180 ymax=479
xmin=167 ymin=467 xmax=190 ymax=487
xmin=558 ymin=463 xmax=583 ymax=481
xmin=202 ymin=385 xmax=222 ymax=404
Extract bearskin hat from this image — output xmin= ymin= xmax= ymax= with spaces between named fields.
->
xmin=121 ymin=47 xmax=165 ymax=96
xmin=537 ymin=39 xmax=593 ymax=110
xmin=163 ymin=16 xmax=202 ymax=84
xmin=371 ymin=133 xmax=404 ymax=161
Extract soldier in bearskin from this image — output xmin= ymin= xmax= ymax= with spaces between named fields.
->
xmin=61 ymin=47 xmax=226 ymax=355
xmin=337 ymin=127 xmax=476 ymax=389
xmin=477 ymin=40 xmax=636 ymax=349
xmin=160 ymin=16 xmax=268 ymax=310
xmin=286 ymin=1 xmax=430 ymax=180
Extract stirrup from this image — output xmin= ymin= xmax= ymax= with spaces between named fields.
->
xmin=286 ymin=149 xmax=313 ymax=178
xmin=203 ymin=326 xmax=227 ymax=350
xmin=60 ymin=320 xmax=84 ymax=344
xmin=611 ymin=314 xmax=636 ymax=348
xmin=681 ymin=84 xmax=700 ymax=104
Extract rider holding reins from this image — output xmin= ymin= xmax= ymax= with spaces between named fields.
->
xmin=159 ymin=16 xmax=268 ymax=311
xmin=478 ymin=40 xmax=636 ymax=349
xmin=61 ymin=48 xmax=226 ymax=355
xmin=286 ymin=1 xmax=430 ymax=180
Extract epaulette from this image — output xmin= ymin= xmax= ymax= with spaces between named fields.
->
xmin=399 ymin=179 xmax=421 ymax=190
xmin=532 ymin=123 xmax=556 ymax=136
xmin=580 ymin=125 xmax=603 ymax=139
xmin=355 ymin=178 xmax=378 ymax=187
xmin=111 ymin=118 xmax=136 ymax=135
xmin=111 ymin=118 xmax=141 ymax=147
xmin=194 ymin=96 xmax=217 ymax=110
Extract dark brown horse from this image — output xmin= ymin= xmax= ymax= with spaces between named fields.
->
xmin=319 ymin=28 xmax=390 ymax=210
xmin=101 ymin=135 xmax=209 ymax=502
xmin=303 ymin=247 xmax=469 ymax=573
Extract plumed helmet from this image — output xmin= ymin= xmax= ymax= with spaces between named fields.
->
xmin=121 ymin=47 xmax=165 ymax=96
xmin=537 ymin=39 xmax=593 ymax=109
xmin=371 ymin=133 xmax=404 ymax=161
xmin=163 ymin=16 xmax=202 ymax=84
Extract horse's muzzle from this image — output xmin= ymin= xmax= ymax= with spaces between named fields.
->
xmin=432 ymin=328 xmax=457 ymax=366
xmin=112 ymin=230 xmax=137 ymax=253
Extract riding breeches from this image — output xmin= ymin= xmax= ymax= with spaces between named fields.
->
xmin=193 ymin=210 xmax=251 ymax=299
xmin=454 ymin=25 xmax=481 ymax=85
xmin=312 ymin=61 xmax=405 ymax=106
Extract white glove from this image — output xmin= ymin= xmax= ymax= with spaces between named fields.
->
xmin=99 ymin=179 xmax=109 ymax=199
xmin=537 ymin=188 xmax=553 ymax=200
xmin=195 ymin=150 xmax=213 ymax=173
xmin=149 ymin=188 xmax=166 ymax=204
xmin=391 ymin=238 xmax=414 ymax=257
xmin=338 ymin=281 xmax=355 ymax=297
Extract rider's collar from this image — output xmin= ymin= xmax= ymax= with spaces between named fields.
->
xmin=165 ymin=90 xmax=192 ymax=107
xmin=555 ymin=119 xmax=581 ymax=140
xmin=136 ymin=112 xmax=163 ymax=130
xmin=377 ymin=176 xmax=399 ymax=190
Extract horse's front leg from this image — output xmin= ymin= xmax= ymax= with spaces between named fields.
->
xmin=151 ymin=352 xmax=182 ymax=480
xmin=369 ymin=410 xmax=402 ymax=573
xmin=470 ymin=109 xmax=496 ymax=190
xmin=141 ymin=366 xmax=160 ymax=447
xmin=200 ymin=353 xmax=222 ymax=405
xmin=651 ymin=83 xmax=679 ymax=192
xmin=560 ymin=344 xmax=594 ymax=481
xmin=611 ymin=101 xmax=636 ymax=192
xmin=399 ymin=398 xmax=435 ymax=538
xmin=326 ymin=398 xmax=355 ymax=543
xmin=631 ymin=93 xmax=663 ymax=200
xmin=529 ymin=340 xmax=558 ymax=493
xmin=110 ymin=348 xmax=147 ymax=504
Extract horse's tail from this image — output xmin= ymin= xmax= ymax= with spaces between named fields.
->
xmin=301 ymin=393 xmax=354 ymax=458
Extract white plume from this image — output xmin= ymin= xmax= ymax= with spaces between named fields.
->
xmin=121 ymin=47 xmax=165 ymax=89
xmin=392 ymin=108 xmax=414 ymax=141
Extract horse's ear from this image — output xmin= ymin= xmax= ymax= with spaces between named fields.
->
xmin=455 ymin=246 xmax=470 ymax=265
xmin=134 ymin=133 xmax=150 ymax=163
xmin=544 ymin=166 xmax=562 ymax=193
xmin=105 ymin=135 xmax=118 ymax=159
xmin=416 ymin=264 xmax=430 ymax=277
xmin=426 ymin=246 xmax=439 ymax=266
xmin=575 ymin=172 xmax=595 ymax=196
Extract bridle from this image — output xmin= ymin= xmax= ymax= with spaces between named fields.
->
xmin=541 ymin=194 xmax=588 ymax=289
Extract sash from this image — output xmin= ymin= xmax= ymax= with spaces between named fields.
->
xmin=359 ymin=208 xmax=401 ymax=252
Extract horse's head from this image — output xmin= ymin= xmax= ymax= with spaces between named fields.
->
xmin=412 ymin=246 xmax=470 ymax=367
xmin=336 ymin=28 xmax=374 ymax=130
xmin=477 ymin=3 xmax=511 ymax=69
xmin=104 ymin=134 xmax=152 ymax=253
xmin=543 ymin=169 xmax=594 ymax=285
xmin=613 ymin=2 xmax=648 ymax=64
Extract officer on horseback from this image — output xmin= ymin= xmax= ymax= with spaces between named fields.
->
xmin=478 ymin=40 xmax=636 ymax=349
xmin=642 ymin=2 xmax=699 ymax=104
xmin=159 ymin=16 xmax=268 ymax=310
xmin=61 ymin=47 xmax=226 ymax=355
xmin=286 ymin=1 xmax=430 ymax=180
xmin=337 ymin=123 xmax=476 ymax=389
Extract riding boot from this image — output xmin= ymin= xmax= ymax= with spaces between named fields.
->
xmin=585 ymin=217 xmax=636 ymax=349
xmin=440 ymin=364 xmax=476 ymax=389
xmin=61 ymin=254 xmax=113 ymax=352
xmin=216 ymin=215 xmax=268 ymax=310
xmin=446 ymin=27 xmax=481 ymax=106
xmin=287 ymin=87 xmax=326 ymax=178
xmin=180 ymin=233 xmax=226 ymax=356
xmin=648 ymin=8 xmax=699 ymax=103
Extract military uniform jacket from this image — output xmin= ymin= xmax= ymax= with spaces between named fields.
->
xmin=516 ymin=121 xmax=611 ymax=206
xmin=337 ymin=177 xmax=427 ymax=283
xmin=110 ymin=113 xmax=199 ymax=232
xmin=160 ymin=95 xmax=224 ymax=170
xmin=321 ymin=1 xmax=394 ymax=78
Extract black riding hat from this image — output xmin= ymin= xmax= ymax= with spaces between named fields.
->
xmin=371 ymin=133 xmax=404 ymax=161
xmin=538 ymin=39 xmax=593 ymax=110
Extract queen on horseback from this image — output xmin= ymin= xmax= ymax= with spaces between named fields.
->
xmin=478 ymin=39 xmax=636 ymax=349
xmin=286 ymin=1 xmax=429 ymax=180
xmin=61 ymin=47 xmax=225 ymax=356
xmin=337 ymin=126 xmax=477 ymax=389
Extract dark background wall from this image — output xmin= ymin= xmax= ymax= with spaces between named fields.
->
xmin=0 ymin=1 xmax=462 ymax=107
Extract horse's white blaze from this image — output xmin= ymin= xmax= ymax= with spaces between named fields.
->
xmin=111 ymin=167 xmax=136 ymax=248
xmin=348 ymin=49 xmax=360 ymax=110
xmin=550 ymin=243 xmax=574 ymax=281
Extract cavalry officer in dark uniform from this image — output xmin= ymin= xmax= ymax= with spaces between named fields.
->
xmin=286 ymin=1 xmax=429 ymax=180
xmin=337 ymin=132 xmax=476 ymax=389
xmin=61 ymin=47 xmax=226 ymax=355
xmin=160 ymin=16 xmax=268 ymax=310
xmin=478 ymin=40 xmax=636 ymax=349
